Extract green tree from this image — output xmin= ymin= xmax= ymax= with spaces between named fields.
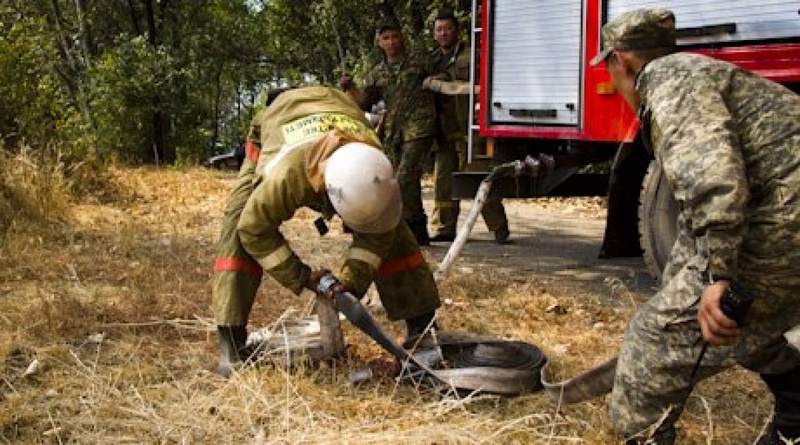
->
xmin=0 ymin=0 xmax=470 ymax=165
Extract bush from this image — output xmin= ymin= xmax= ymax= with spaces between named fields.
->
xmin=0 ymin=146 xmax=73 ymax=242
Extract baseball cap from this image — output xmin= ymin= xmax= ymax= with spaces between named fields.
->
xmin=377 ymin=18 xmax=401 ymax=34
xmin=590 ymin=8 xmax=676 ymax=66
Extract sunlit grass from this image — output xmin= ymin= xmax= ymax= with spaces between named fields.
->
xmin=0 ymin=164 xmax=772 ymax=444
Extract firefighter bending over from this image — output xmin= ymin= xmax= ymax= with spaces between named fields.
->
xmin=592 ymin=8 xmax=800 ymax=444
xmin=211 ymin=86 xmax=440 ymax=378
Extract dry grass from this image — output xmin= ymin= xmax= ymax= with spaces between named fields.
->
xmin=0 ymin=165 xmax=772 ymax=444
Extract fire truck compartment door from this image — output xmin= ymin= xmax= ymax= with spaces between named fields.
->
xmin=489 ymin=0 xmax=582 ymax=127
xmin=607 ymin=0 xmax=800 ymax=45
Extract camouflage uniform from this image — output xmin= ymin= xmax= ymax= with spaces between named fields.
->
xmin=592 ymin=9 xmax=800 ymax=443
xmin=212 ymin=86 xmax=440 ymax=328
xmin=358 ymin=52 xmax=437 ymax=240
xmin=428 ymin=42 xmax=508 ymax=239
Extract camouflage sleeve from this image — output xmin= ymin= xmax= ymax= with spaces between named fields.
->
xmin=647 ymin=69 xmax=749 ymax=280
xmin=358 ymin=67 xmax=382 ymax=110
xmin=338 ymin=231 xmax=396 ymax=298
xmin=236 ymin=162 xmax=312 ymax=295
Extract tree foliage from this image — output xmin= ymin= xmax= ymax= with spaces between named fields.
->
xmin=0 ymin=0 xmax=466 ymax=165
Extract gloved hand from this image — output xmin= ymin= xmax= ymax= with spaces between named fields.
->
xmin=307 ymin=269 xmax=345 ymax=300
xmin=339 ymin=74 xmax=355 ymax=92
xmin=306 ymin=268 xmax=330 ymax=292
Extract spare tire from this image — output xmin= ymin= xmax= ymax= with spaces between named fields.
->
xmin=638 ymin=160 xmax=679 ymax=282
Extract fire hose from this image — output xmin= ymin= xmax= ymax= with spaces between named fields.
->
xmin=321 ymin=157 xmax=560 ymax=395
xmin=430 ymin=155 xmax=619 ymax=403
xmin=311 ymin=156 xmax=618 ymax=399
xmin=434 ymin=154 xmax=554 ymax=281
xmin=329 ymin=288 xmax=546 ymax=395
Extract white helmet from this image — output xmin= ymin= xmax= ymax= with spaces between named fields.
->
xmin=324 ymin=142 xmax=402 ymax=233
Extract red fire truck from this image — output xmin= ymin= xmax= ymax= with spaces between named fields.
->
xmin=456 ymin=0 xmax=800 ymax=278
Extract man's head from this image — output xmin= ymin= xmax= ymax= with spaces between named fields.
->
xmin=324 ymin=142 xmax=402 ymax=234
xmin=377 ymin=20 xmax=405 ymax=60
xmin=433 ymin=11 xmax=460 ymax=52
xmin=591 ymin=8 xmax=676 ymax=109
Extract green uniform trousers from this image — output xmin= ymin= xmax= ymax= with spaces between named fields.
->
xmin=430 ymin=137 xmax=507 ymax=237
xmin=391 ymin=136 xmax=433 ymax=222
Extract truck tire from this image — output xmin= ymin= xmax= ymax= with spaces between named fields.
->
xmin=638 ymin=160 xmax=679 ymax=282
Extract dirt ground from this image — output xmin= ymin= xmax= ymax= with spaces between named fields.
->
xmin=0 ymin=167 xmax=774 ymax=444
xmin=425 ymin=193 xmax=656 ymax=302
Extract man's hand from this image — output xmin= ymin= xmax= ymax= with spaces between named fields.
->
xmin=698 ymin=280 xmax=740 ymax=346
xmin=308 ymin=270 xmax=346 ymax=300
xmin=339 ymin=74 xmax=354 ymax=92
xmin=305 ymin=269 xmax=330 ymax=292
xmin=422 ymin=76 xmax=444 ymax=91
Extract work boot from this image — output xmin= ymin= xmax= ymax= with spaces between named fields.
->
xmin=406 ymin=215 xmax=430 ymax=246
xmin=403 ymin=311 xmax=437 ymax=349
xmin=429 ymin=233 xmax=455 ymax=243
xmin=761 ymin=366 xmax=800 ymax=445
xmin=761 ymin=425 xmax=800 ymax=445
xmin=494 ymin=223 xmax=511 ymax=244
xmin=216 ymin=325 xmax=253 ymax=378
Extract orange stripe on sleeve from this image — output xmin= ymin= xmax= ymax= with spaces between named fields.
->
xmin=375 ymin=250 xmax=425 ymax=279
xmin=214 ymin=257 xmax=263 ymax=276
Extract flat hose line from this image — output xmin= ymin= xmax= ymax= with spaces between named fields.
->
xmin=426 ymin=164 xmax=616 ymax=402
xmin=333 ymin=291 xmax=548 ymax=395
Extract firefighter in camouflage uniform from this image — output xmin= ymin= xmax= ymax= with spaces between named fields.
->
xmin=590 ymin=8 xmax=800 ymax=444
xmin=424 ymin=11 xmax=509 ymax=244
xmin=211 ymin=86 xmax=440 ymax=378
xmin=340 ymin=20 xmax=437 ymax=245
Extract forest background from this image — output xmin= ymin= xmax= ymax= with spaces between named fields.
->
xmin=1 ymin=0 xmax=468 ymax=165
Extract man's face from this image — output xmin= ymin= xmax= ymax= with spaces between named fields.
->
xmin=434 ymin=19 xmax=458 ymax=51
xmin=605 ymin=51 xmax=641 ymax=110
xmin=378 ymin=28 xmax=404 ymax=58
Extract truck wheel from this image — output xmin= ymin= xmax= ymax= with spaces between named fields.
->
xmin=638 ymin=160 xmax=679 ymax=282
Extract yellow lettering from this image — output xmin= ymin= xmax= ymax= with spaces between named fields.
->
xmin=281 ymin=113 xmax=372 ymax=145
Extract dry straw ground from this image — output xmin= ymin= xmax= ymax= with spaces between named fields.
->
xmin=0 ymin=155 xmax=773 ymax=444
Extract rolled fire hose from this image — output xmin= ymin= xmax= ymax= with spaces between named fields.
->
xmin=334 ymin=289 xmax=546 ymax=395
xmin=433 ymin=156 xmax=617 ymax=402
xmin=336 ymin=159 xmax=556 ymax=395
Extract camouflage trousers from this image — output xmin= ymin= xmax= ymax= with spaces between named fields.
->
xmin=211 ymin=162 xmax=440 ymax=326
xmin=610 ymin=215 xmax=800 ymax=440
xmin=390 ymin=136 xmax=433 ymax=222
xmin=430 ymin=137 xmax=507 ymax=237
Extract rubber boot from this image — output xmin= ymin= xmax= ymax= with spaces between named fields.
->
xmin=761 ymin=366 xmax=800 ymax=445
xmin=216 ymin=325 xmax=250 ymax=378
xmin=403 ymin=311 xmax=437 ymax=349
xmin=406 ymin=215 xmax=430 ymax=246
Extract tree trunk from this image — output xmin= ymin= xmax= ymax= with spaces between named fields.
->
xmin=211 ymin=68 xmax=223 ymax=154
xmin=144 ymin=0 xmax=167 ymax=164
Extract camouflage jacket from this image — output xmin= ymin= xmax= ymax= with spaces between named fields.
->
xmin=637 ymin=52 xmax=800 ymax=281
xmin=237 ymin=86 xmax=388 ymax=295
xmin=430 ymin=41 xmax=472 ymax=137
xmin=361 ymin=54 xmax=437 ymax=147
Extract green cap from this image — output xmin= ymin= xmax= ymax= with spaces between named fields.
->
xmin=590 ymin=8 xmax=676 ymax=66
xmin=377 ymin=18 xmax=401 ymax=34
